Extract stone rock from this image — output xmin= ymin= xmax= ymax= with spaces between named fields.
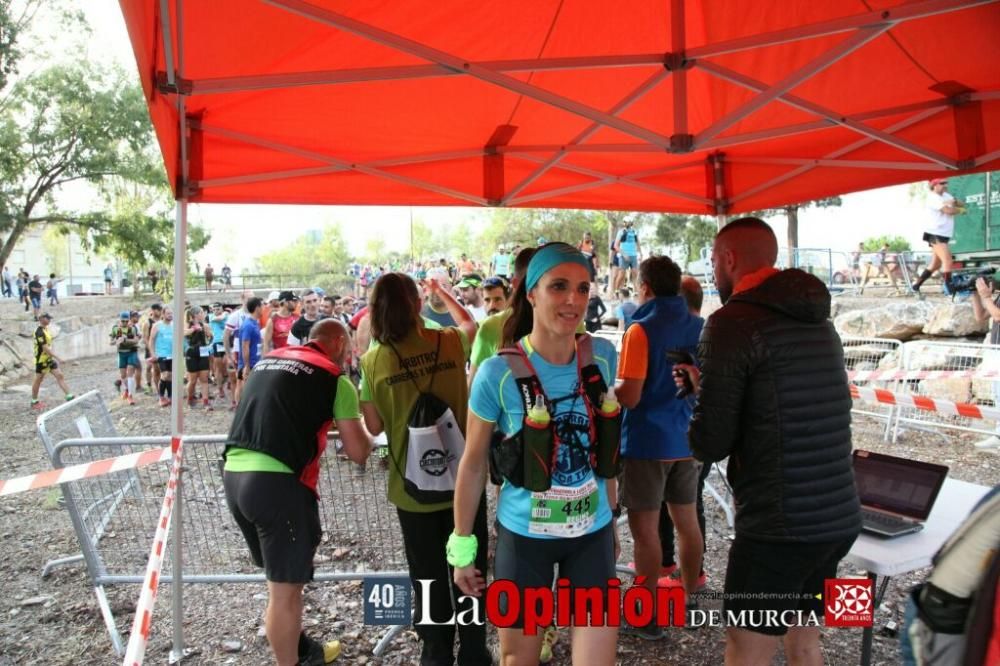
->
xmin=221 ymin=639 xmax=243 ymax=653
xmin=920 ymin=378 xmax=972 ymax=403
xmin=20 ymin=595 xmax=53 ymax=606
xmin=906 ymin=347 xmax=951 ymax=371
xmin=972 ymin=378 xmax=995 ymax=403
xmin=923 ymin=304 xmax=990 ymax=337
xmin=878 ymin=352 xmax=901 ymax=370
xmin=834 ymin=302 xmax=934 ymax=341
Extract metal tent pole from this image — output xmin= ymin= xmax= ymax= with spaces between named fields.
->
xmin=169 ymin=0 xmax=189 ymax=660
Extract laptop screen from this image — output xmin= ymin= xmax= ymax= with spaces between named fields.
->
xmin=853 ymin=450 xmax=949 ymax=521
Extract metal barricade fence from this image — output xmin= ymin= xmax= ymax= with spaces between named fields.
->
xmin=37 ymin=392 xmax=409 ymax=655
xmin=890 ymin=340 xmax=1000 ymax=441
xmin=840 ymin=336 xmax=903 ymax=439
xmin=35 ymin=391 xmax=137 ymax=579
xmin=895 ymin=251 xmax=934 ymax=297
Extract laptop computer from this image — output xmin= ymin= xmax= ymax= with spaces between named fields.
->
xmin=853 ymin=450 xmax=949 ymax=538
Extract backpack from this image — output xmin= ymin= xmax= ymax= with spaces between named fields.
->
xmin=386 ymin=332 xmax=465 ymax=504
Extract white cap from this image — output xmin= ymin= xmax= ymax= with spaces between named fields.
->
xmin=267 ymin=290 xmax=281 ymax=302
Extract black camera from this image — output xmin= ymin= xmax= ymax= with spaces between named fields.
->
xmin=666 ymin=350 xmax=696 ymax=399
xmin=948 ymin=267 xmax=995 ymax=293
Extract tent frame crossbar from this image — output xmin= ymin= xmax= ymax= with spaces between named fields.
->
xmin=501 ymin=69 xmax=671 ymax=204
xmin=730 ymin=106 xmax=946 ymax=204
xmin=697 ymin=60 xmax=959 ymax=168
xmin=159 ymin=0 xmax=1000 ymax=207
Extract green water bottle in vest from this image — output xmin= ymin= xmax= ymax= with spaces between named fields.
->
xmin=522 ymin=394 xmax=554 ymax=492
xmin=593 ymin=388 xmax=622 ymax=478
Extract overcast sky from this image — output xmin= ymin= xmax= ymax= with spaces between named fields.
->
xmin=69 ymin=2 xmax=932 ymax=269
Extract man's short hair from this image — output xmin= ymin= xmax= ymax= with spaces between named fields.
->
xmin=680 ymin=276 xmax=704 ymax=314
xmin=638 ymin=256 xmax=681 ymax=297
xmin=150 ymin=303 xmax=163 ymax=311
xmin=717 ymin=216 xmax=777 ymax=243
xmin=309 ymin=318 xmax=348 ymax=342
xmin=246 ymin=297 xmax=263 ymax=314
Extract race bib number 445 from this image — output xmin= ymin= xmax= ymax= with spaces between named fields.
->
xmin=528 ymin=478 xmax=599 ymax=537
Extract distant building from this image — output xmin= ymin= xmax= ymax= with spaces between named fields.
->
xmin=5 ymin=228 xmax=116 ymax=295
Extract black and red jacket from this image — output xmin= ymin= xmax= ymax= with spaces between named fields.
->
xmin=225 ymin=342 xmax=341 ymax=494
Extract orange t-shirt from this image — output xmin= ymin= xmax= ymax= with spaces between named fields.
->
xmin=616 ymin=325 xmax=649 ymax=381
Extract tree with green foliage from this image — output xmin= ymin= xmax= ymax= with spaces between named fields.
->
xmin=256 ymin=225 xmax=351 ymax=281
xmin=654 ymin=213 xmax=717 ymax=264
xmin=0 ymin=62 xmax=177 ymax=268
xmin=755 ymin=197 xmax=843 ymax=250
xmin=0 ymin=0 xmax=40 ymax=94
xmin=476 ymin=208 xmax=653 ymax=267
xmin=861 ymin=235 xmax=910 ymax=252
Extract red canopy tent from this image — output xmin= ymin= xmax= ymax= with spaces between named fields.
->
xmin=114 ymin=1 xmax=1000 ymax=661
xmin=120 ymin=0 xmax=1000 ymax=214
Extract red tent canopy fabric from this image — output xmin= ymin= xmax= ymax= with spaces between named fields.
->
xmin=120 ymin=0 xmax=1000 ymax=214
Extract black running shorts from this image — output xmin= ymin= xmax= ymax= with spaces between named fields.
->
xmin=493 ymin=521 xmax=615 ymax=627
xmin=223 ymin=470 xmax=321 ymax=583
xmin=723 ymin=534 xmax=857 ymax=636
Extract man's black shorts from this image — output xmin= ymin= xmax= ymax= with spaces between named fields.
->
xmin=185 ymin=356 xmax=210 ymax=373
xmin=157 ymin=358 xmax=172 ymax=373
xmin=723 ymin=535 xmax=856 ymax=636
xmin=223 ymin=470 xmax=320 ymax=584
xmin=923 ymin=232 xmax=951 ymax=246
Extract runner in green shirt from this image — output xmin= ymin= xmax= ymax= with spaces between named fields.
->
xmin=359 ymin=272 xmax=490 ymax=666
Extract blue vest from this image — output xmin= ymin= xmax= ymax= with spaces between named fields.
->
xmin=621 ymin=296 xmax=704 ymax=460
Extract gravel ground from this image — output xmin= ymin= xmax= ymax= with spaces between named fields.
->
xmin=0 ymin=292 xmax=996 ymax=665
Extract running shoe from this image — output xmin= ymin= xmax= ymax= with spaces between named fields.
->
xmin=114 ymin=379 xmax=122 ymax=391
xmin=626 ymin=562 xmax=677 ymax=578
xmin=299 ymin=636 xmax=340 ymax=665
xmin=30 ymin=400 xmax=45 ymax=411
xmin=127 ymin=394 xmax=136 ymax=406
xmin=620 ymin=621 xmax=665 ymax=641
xmin=539 ymin=625 xmax=559 ymax=663
xmin=64 ymin=394 xmax=74 ymax=402
xmin=203 ymin=398 xmax=213 ymax=411
xmin=659 ymin=571 xmax=708 ymax=591
xmin=159 ymin=397 xmax=170 ymax=408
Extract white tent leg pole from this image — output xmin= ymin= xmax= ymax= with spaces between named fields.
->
xmin=169 ymin=198 xmax=187 ymax=662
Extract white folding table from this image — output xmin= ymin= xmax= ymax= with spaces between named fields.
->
xmin=845 ymin=478 xmax=991 ymax=666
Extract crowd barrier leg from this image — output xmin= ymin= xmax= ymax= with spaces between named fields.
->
xmin=373 ymin=624 xmax=408 ymax=657
xmin=94 ymin=584 xmax=125 ymax=655
xmin=42 ymin=553 xmax=84 ymax=578
xmin=704 ymin=478 xmax=734 ymax=531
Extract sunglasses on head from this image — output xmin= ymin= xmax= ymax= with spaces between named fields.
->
xmin=483 ymin=276 xmax=508 ymax=289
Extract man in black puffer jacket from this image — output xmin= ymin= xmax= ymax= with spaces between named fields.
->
xmin=683 ymin=217 xmax=861 ymax=665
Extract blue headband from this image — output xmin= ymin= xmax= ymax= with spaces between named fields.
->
xmin=525 ymin=242 xmax=592 ymax=291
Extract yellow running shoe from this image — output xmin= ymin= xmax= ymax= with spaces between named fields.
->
xmin=539 ymin=625 xmax=558 ymax=663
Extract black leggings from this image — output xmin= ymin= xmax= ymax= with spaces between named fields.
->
xmin=396 ymin=496 xmax=490 ymax=666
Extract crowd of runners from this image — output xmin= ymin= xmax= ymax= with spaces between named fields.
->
xmin=203 ymin=217 xmax=872 ymax=666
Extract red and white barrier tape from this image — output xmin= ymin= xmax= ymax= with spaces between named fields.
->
xmin=848 ymin=369 xmax=1000 ymax=382
xmin=123 ymin=437 xmax=183 ymax=666
xmin=850 ymin=385 xmax=1000 ymax=421
xmin=0 ymin=446 xmax=171 ymax=497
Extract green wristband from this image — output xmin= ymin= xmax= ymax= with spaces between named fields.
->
xmin=446 ymin=531 xmax=478 ymax=568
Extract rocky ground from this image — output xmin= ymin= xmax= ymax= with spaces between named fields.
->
xmin=0 ymin=288 xmax=996 ymax=665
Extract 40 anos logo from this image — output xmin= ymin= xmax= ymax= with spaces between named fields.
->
xmin=824 ymin=578 xmax=874 ymax=627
